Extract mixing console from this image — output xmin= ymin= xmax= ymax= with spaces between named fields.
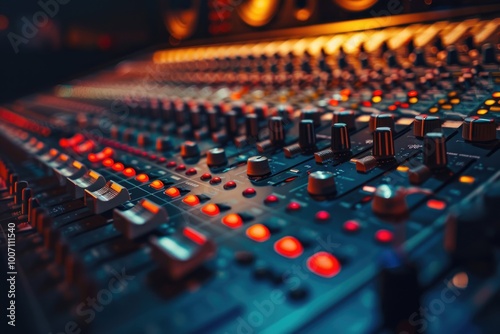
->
xmin=1 ymin=3 xmax=500 ymax=334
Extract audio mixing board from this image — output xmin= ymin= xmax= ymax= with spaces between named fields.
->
xmin=1 ymin=2 xmax=500 ymax=334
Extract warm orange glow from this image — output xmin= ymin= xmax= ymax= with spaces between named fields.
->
xmin=123 ymin=168 xmax=136 ymax=177
xmin=333 ymin=0 xmax=378 ymax=12
xmin=236 ymin=0 xmax=279 ymax=27
xmin=135 ymin=174 xmax=149 ymax=183
xmin=102 ymin=158 xmax=114 ymax=167
xmin=295 ymin=8 xmax=311 ymax=21
xmin=149 ymin=180 xmax=164 ymax=190
xmin=459 ymin=176 xmax=475 ymax=184
xmin=274 ymin=236 xmax=303 ymax=258
xmin=202 ymin=203 xmax=220 ymax=216
xmin=182 ymin=195 xmax=200 ymax=206
xmin=112 ymin=162 xmax=124 ymax=172
xmin=307 ymin=252 xmax=341 ymax=278
xmin=141 ymin=199 xmax=160 ymax=214
xmin=246 ymin=224 xmax=270 ymax=242
xmin=222 ymin=214 xmax=243 ymax=229
xmin=165 ymin=187 xmax=181 ymax=198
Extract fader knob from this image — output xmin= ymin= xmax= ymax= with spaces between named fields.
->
xmin=206 ymin=148 xmax=228 ymax=167
xmin=481 ymin=43 xmax=497 ymax=64
xmin=413 ymin=115 xmax=441 ymax=138
xmin=180 ymin=141 xmax=200 ymax=159
xmin=301 ymin=107 xmax=321 ymax=127
xmin=332 ymin=110 xmax=356 ymax=130
xmin=246 ymin=156 xmax=271 ymax=177
xmin=331 ymin=123 xmax=351 ymax=154
xmin=372 ymin=127 xmax=395 ymax=159
xmin=446 ymin=45 xmax=460 ymax=65
xmin=156 ymin=136 xmax=173 ymax=152
xmin=207 ymin=109 xmax=220 ymax=133
xmin=307 ymin=171 xmax=336 ymax=197
xmin=369 ymin=114 xmax=394 ymax=132
xmin=269 ymin=116 xmax=285 ymax=147
xmin=225 ymin=111 xmax=239 ymax=138
xmin=298 ymin=120 xmax=316 ymax=152
xmin=245 ymin=114 xmax=259 ymax=140
xmin=462 ymin=117 xmax=497 ymax=142
xmin=423 ymin=132 xmax=448 ymax=170
xmin=412 ymin=48 xmax=426 ymax=67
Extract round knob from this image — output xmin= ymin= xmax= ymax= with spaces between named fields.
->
xmin=269 ymin=116 xmax=285 ymax=147
xmin=189 ymin=108 xmax=202 ymax=130
xmin=413 ymin=115 xmax=441 ymax=138
xmin=462 ymin=117 xmax=497 ymax=142
xmin=307 ymin=171 xmax=337 ymax=197
xmin=369 ymin=114 xmax=395 ymax=132
xmin=446 ymin=45 xmax=459 ymax=66
xmin=301 ymin=107 xmax=321 ymax=127
xmin=412 ymin=48 xmax=426 ymax=67
xmin=251 ymin=102 xmax=268 ymax=120
xmin=180 ymin=141 xmax=200 ymax=159
xmin=225 ymin=111 xmax=239 ymax=138
xmin=372 ymin=184 xmax=408 ymax=216
xmin=207 ymin=109 xmax=220 ymax=133
xmin=332 ymin=110 xmax=356 ymax=131
xmin=372 ymin=127 xmax=395 ymax=159
xmin=245 ymin=114 xmax=259 ymax=140
xmin=206 ymin=148 xmax=227 ymax=167
xmin=247 ymin=156 xmax=271 ymax=177
xmin=156 ymin=136 xmax=173 ymax=152
xmin=423 ymin=132 xmax=448 ymax=170
xmin=298 ymin=120 xmax=316 ymax=152
xmin=331 ymin=123 xmax=351 ymax=154
xmin=136 ymin=132 xmax=151 ymax=148
xmin=481 ymin=43 xmax=497 ymax=64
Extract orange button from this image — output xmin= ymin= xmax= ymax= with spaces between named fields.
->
xmin=221 ymin=213 xmax=243 ymax=229
xmin=427 ymin=199 xmax=446 ymax=210
xmin=150 ymin=180 xmax=164 ymax=190
xmin=102 ymin=147 xmax=114 ymax=157
xmin=165 ymin=187 xmax=181 ymax=198
xmin=135 ymin=174 xmax=149 ymax=183
xmin=102 ymin=158 xmax=114 ymax=167
xmin=123 ymin=168 xmax=136 ymax=177
xmin=307 ymin=252 xmax=341 ymax=278
xmin=182 ymin=195 xmax=200 ymax=206
xmin=202 ymin=203 xmax=220 ymax=216
xmin=246 ymin=224 xmax=270 ymax=242
xmin=274 ymin=236 xmax=303 ymax=258
xmin=112 ymin=162 xmax=124 ymax=171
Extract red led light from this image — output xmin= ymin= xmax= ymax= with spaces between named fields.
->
xmin=183 ymin=227 xmax=206 ymax=245
xmin=123 ymin=168 xmax=136 ymax=177
xmin=242 ymin=188 xmax=256 ymax=197
xmin=375 ymin=229 xmax=393 ymax=243
xmin=149 ymin=180 xmax=164 ymax=190
xmin=167 ymin=161 xmax=177 ymax=168
xmin=222 ymin=213 xmax=243 ymax=229
xmin=112 ymin=162 xmax=124 ymax=172
xmin=102 ymin=158 xmax=114 ymax=167
xmin=135 ymin=174 xmax=149 ymax=183
xmin=307 ymin=252 xmax=341 ymax=278
xmin=182 ymin=195 xmax=200 ymax=206
xmin=343 ymin=220 xmax=360 ymax=233
xmin=202 ymin=203 xmax=220 ymax=216
xmin=176 ymin=164 xmax=186 ymax=171
xmin=315 ymin=211 xmax=330 ymax=222
xmin=224 ymin=181 xmax=236 ymax=189
xmin=210 ymin=177 xmax=222 ymax=185
xmin=287 ymin=202 xmax=301 ymax=211
xmin=246 ymin=224 xmax=271 ymax=242
xmin=427 ymin=199 xmax=446 ymax=210
xmin=201 ymin=173 xmax=212 ymax=181
xmin=408 ymin=90 xmax=418 ymax=98
xmin=264 ymin=195 xmax=279 ymax=204
xmin=274 ymin=236 xmax=303 ymax=258
xmin=185 ymin=168 xmax=197 ymax=176
xmin=373 ymin=89 xmax=383 ymax=96
xmin=102 ymin=147 xmax=114 ymax=157
xmin=88 ymin=153 xmax=98 ymax=162
xmin=165 ymin=187 xmax=181 ymax=198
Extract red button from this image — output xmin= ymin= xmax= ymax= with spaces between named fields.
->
xmin=210 ymin=177 xmax=222 ymax=185
xmin=135 ymin=174 xmax=149 ymax=183
xmin=375 ymin=229 xmax=393 ymax=243
xmin=102 ymin=158 xmax=114 ymax=167
xmin=264 ymin=195 xmax=279 ymax=204
xmin=158 ymin=157 xmax=167 ymax=163
xmin=202 ymin=203 xmax=220 ymax=216
xmin=123 ymin=167 xmax=136 ymax=177
xmin=315 ymin=211 xmax=330 ymax=222
xmin=307 ymin=252 xmax=341 ymax=278
xmin=274 ymin=236 xmax=303 ymax=258
xmin=165 ymin=187 xmax=181 ymax=198
xmin=287 ymin=202 xmax=301 ymax=211
xmin=182 ymin=195 xmax=200 ymax=206
xmin=343 ymin=220 xmax=360 ymax=233
xmin=224 ymin=181 xmax=236 ymax=190
xmin=167 ymin=161 xmax=177 ymax=168
xmin=246 ymin=224 xmax=271 ymax=242
xmin=222 ymin=213 xmax=243 ymax=229
xmin=112 ymin=162 xmax=124 ymax=172
xmin=243 ymin=188 xmax=256 ymax=197
xmin=427 ymin=199 xmax=446 ymax=210
xmin=201 ymin=173 xmax=212 ymax=181
xmin=185 ymin=168 xmax=197 ymax=176
xmin=183 ymin=227 xmax=206 ymax=245
xmin=150 ymin=180 xmax=164 ymax=190
xmin=176 ymin=164 xmax=186 ymax=171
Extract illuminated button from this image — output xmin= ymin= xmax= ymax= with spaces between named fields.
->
xmin=343 ymin=220 xmax=360 ymax=233
xmin=427 ymin=199 xmax=446 ymax=210
xmin=222 ymin=213 xmax=243 ymax=229
xmin=135 ymin=174 xmax=149 ymax=183
xmin=202 ymin=203 xmax=220 ymax=216
xmin=88 ymin=153 xmax=99 ymax=162
xmin=459 ymin=176 xmax=475 ymax=184
xmin=450 ymin=98 xmax=460 ymax=105
xmin=315 ymin=211 xmax=330 ymax=222
xmin=242 ymin=188 xmax=256 ymax=197
xmin=224 ymin=181 xmax=237 ymax=190
xmin=102 ymin=147 xmax=114 ymax=157
xmin=408 ymin=90 xmax=418 ymax=98
xmin=397 ymin=166 xmax=409 ymax=172
xmin=429 ymin=107 xmax=439 ymax=113
xmin=176 ymin=164 xmax=186 ymax=171
xmin=441 ymin=104 xmax=452 ymax=110
xmin=287 ymin=202 xmax=301 ymax=211
xmin=264 ymin=195 xmax=279 ymax=204
xmin=185 ymin=168 xmax=197 ymax=176
xmin=102 ymin=158 xmax=114 ymax=167
xmin=182 ymin=195 xmax=200 ymax=206
xmin=485 ymin=99 xmax=495 ymax=106
xmin=492 ymin=92 xmax=500 ymax=98
xmin=246 ymin=224 xmax=271 ymax=242
xmin=112 ymin=162 xmax=124 ymax=172
xmin=183 ymin=227 xmax=207 ymax=245
xmin=123 ymin=167 xmax=136 ymax=177
xmin=150 ymin=180 xmax=164 ymax=190
xmin=372 ymin=96 xmax=382 ymax=104
xmin=307 ymin=252 xmax=341 ymax=278
xmin=201 ymin=173 xmax=212 ymax=181
xmin=408 ymin=97 xmax=418 ymax=104
xmin=375 ymin=229 xmax=393 ymax=243
xmin=210 ymin=177 xmax=221 ymax=185
xmin=274 ymin=236 xmax=303 ymax=258
xmin=477 ymin=109 xmax=488 ymax=115
xmin=166 ymin=161 xmax=177 ymax=168
xmin=373 ymin=89 xmax=383 ymax=96
xmin=165 ymin=187 xmax=181 ymax=198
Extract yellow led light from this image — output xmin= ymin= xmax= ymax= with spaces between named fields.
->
xmin=441 ymin=104 xmax=453 ymax=110
xmin=429 ymin=107 xmax=439 ymax=113
xmin=459 ymin=176 xmax=475 ymax=184
xmin=477 ymin=109 xmax=488 ymax=115
xmin=371 ymin=96 xmax=382 ymax=103
xmin=397 ymin=166 xmax=409 ymax=172
xmin=485 ymin=99 xmax=495 ymax=106
xmin=450 ymin=98 xmax=460 ymax=104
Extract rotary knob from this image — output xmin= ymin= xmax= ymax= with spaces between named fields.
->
xmin=246 ymin=156 xmax=271 ymax=177
xmin=269 ymin=116 xmax=285 ymax=147
xmin=423 ymin=132 xmax=448 ymax=170
xmin=307 ymin=171 xmax=337 ymax=197
xmin=331 ymin=123 xmax=351 ymax=154
xmin=298 ymin=120 xmax=316 ymax=152
xmin=373 ymin=127 xmax=395 ymax=159
xmin=225 ymin=111 xmax=239 ymax=138
xmin=369 ymin=114 xmax=395 ymax=132
xmin=206 ymin=148 xmax=227 ymax=167
xmin=245 ymin=114 xmax=260 ymax=140
xmin=301 ymin=107 xmax=321 ymax=127
xmin=372 ymin=184 xmax=408 ymax=216
xmin=413 ymin=115 xmax=441 ymax=138
xmin=462 ymin=117 xmax=497 ymax=142
xmin=446 ymin=45 xmax=459 ymax=66
xmin=332 ymin=110 xmax=356 ymax=131
xmin=180 ymin=141 xmax=200 ymax=159
xmin=156 ymin=136 xmax=173 ymax=152
xmin=481 ymin=43 xmax=497 ymax=64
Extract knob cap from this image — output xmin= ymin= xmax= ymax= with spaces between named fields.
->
xmin=413 ymin=115 xmax=441 ymax=138
xmin=225 ymin=111 xmax=239 ymax=138
xmin=269 ymin=116 xmax=285 ymax=147
xmin=412 ymin=48 xmax=426 ymax=67
xmin=332 ymin=110 xmax=356 ymax=130
xmin=247 ymin=156 xmax=271 ymax=177
xmin=462 ymin=117 xmax=497 ymax=142
xmin=331 ymin=123 xmax=351 ymax=154
xmin=206 ymin=148 xmax=227 ymax=167
xmin=372 ymin=127 xmax=395 ymax=159
xmin=301 ymin=107 xmax=321 ymax=127
xmin=180 ymin=141 xmax=200 ymax=159
xmin=423 ymin=132 xmax=448 ymax=170
xmin=481 ymin=43 xmax=497 ymax=64
xmin=369 ymin=114 xmax=394 ymax=132
xmin=298 ymin=120 xmax=316 ymax=152
xmin=207 ymin=109 xmax=220 ymax=132
xmin=137 ymin=132 xmax=151 ymax=147
xmin=372 ymin=184 xmax=408 ymax=216
xmin=156 ymin=136 xmax=173 ymax=152
xmin=307 ymin=171 xmax=337 ymax=197
xmin=245 ymin=114 xmax=259 ymax=140
xmin=189 ymin=108 xmax=202 ymax=130
xmin=446 ymin=45 xmax=459 ymax=65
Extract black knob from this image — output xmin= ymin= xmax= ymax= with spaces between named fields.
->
xmin=207 ymin=109 xmax=220 ymax=133
xmin=269 ymin=116 xmax=285 ymax=147
xmin=175 ymin=108 xmax=185 ymax=126
xmin=481 ymin=43 xmax=497 ymax=64
xmin=372 ymin=127 xmax=395 ymax=159
xmin=225 ymin=111 xmax=239 ymax=138
xmin=385 ymin=51 xmax=398 ymax=68
xmin=247 ymin=156 xmax=271 ymax=177
xmin=189 ymin=107 xmax=202 ymax=130
xmin=369 ymin=114 xmax=395 ymax=132
xmin=446 ymin=45 xmax=460 ymax=65
xmin=245 ymin=114 xmax=260 ymax=140
xmin=331 ymin=123 xmax=351 ymax=154
xmin=332 ymin=110 xmax=356 ymax=131
xmin=252 ymin=102 xmax=268 ymax=121
xmin=412 ymin=48 xmax=427 ymax=67
xmin=462 ymin=117 xmax=497 ymax=142
xmin=413 ymin=115 xmax=441 ymax=138
xmin=14 ymin=181 xmax=28 ymax=205
xmin=298 ymin=120 xmax=316 ymax=152
xmin=206 ymin=148 xmax=228 ymax=167
xmin=21 ymin=188 xmax=32 ymax=215
xmin=180 ymin=141 xmax=200 ymax=159
xmin=137 ymin=132 xmax=151 ymax=148
xmin=156 ymin=136 xmax=173 ymax=152
xmin=301 ymin=107 xmax=321 ymax=127
xmin=423 ymin=132 xmax=447 ymax=170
